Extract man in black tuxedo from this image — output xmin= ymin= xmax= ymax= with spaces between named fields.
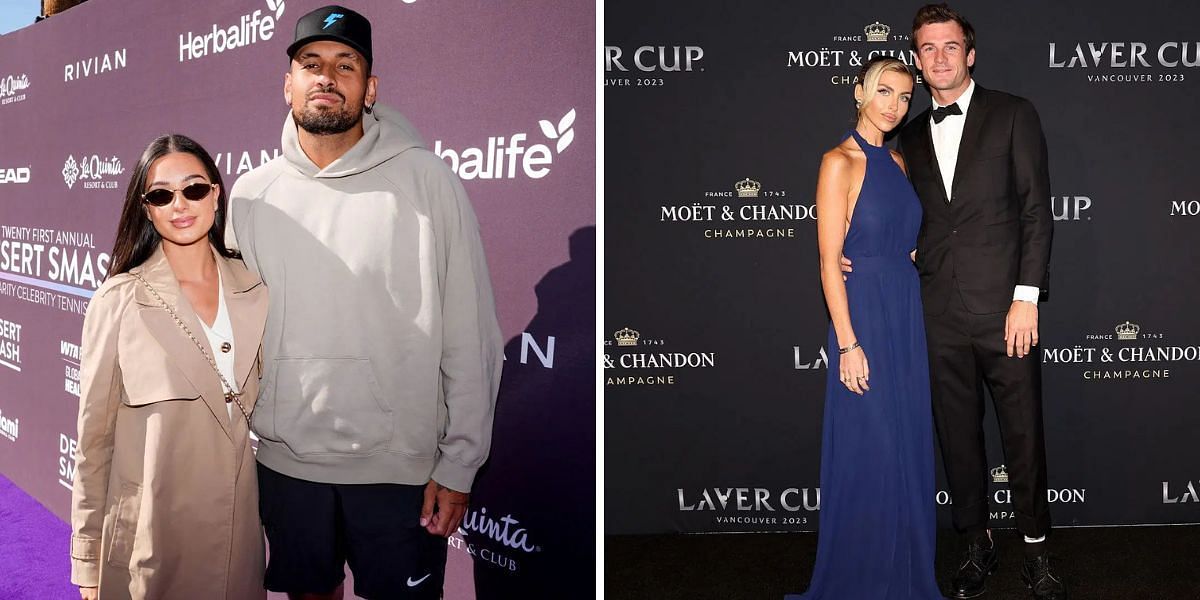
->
xmin=901 ymin=4 xmax=1064 ymax=599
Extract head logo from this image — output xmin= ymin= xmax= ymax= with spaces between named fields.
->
xmin=434 ymin=109 xmax=576 ymax=180
xmin=180 ymin=0 xmax=284 ymax=62
xmin=323 ymin=12 xmax=345 ymax=29
xmin=0 ymin=167 xmax=30 ymax=184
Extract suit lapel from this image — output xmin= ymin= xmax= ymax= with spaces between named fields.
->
xmin=131 ymin=247 xmax=234 ymax=442
xmin=908 ymin=111 xmax=949 ymax=204
xmin=950 ymin=85 xmax=989 ymax=198
xmin=221 ymin=257 xmax=266 ymax=467
xmin=921 ymin=115 xmax=950 ymax=204
xmin=217 ymin=256 xmax=267 ymax=400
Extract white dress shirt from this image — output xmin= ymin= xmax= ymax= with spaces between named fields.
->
xmin=930 ymin=80 xmax=1039 ymax=305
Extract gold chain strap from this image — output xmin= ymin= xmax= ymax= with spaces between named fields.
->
xmin=130 ymin=271 xmax=252 ymax=427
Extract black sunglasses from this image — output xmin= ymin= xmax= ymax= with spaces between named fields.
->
xmin=141 ymin=182 xmax=217 ymax=207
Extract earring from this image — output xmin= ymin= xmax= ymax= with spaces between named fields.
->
xmin=855 ymin=100 xmax=862 ymax=108
xmin=364 ymin=103 xmax=374 ymax=115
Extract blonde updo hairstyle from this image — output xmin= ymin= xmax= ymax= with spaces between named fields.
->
xmin=854 ymin=56 xmax=914 ymax=118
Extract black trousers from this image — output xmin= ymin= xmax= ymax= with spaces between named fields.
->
xmin=926 ymin=285 xmax=1051 ymax=538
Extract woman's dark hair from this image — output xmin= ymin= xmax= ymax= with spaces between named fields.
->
xmin=107 ymin=134 xmax=239 ymax=278
xmin=911 ymin=3 xmax=976 ymax=53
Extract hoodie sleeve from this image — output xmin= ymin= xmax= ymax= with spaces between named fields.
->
xmin=226 ymin=179 xmax=261 ymax=271
xmin=70 ymin=282 xmax=126 ymax=586
xmin=430 ymin=166 xmax=504 ymax=493
xmin=223 ymin=197 xmax=240 ymax=253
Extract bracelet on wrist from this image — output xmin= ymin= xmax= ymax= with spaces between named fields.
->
xmin=838 ymin=341 xmax=861 ymax=355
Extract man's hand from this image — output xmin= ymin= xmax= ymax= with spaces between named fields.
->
xmin=79 ymin=587 xmax=97 ymax=600
xmin=421 ymin=480 xmax=469 ymax=538
xmin=839 ymin=255 xmax=853 ymax=281
xmin=1005 ymin=301 xmax=1039 ymax=358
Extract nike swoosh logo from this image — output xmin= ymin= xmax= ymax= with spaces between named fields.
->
xmin=406 ymin=573 xmax=431 ymax=587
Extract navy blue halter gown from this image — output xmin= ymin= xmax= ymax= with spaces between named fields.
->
xmin=788 ymin=130 xmax=942 ymax=599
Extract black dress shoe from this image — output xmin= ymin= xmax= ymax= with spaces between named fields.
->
xmin=950 ymin=538 xmax=998 ymax=599
xmin=1021 ymin=554 xmax=1067 ymax=599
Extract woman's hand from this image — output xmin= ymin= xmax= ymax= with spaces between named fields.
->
xmin=839 ymin=346 xmax=870 ymax=395
xmin=79 ymin=587 xmax=98 ymax=600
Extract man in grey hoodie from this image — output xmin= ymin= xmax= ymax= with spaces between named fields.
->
xmin=228 ymin=6 xmax=503 ymax=599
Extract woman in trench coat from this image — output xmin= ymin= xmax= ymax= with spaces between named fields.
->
xmin=70 ymin=134 xmax=267 ymax=599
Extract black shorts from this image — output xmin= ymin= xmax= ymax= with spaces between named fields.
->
xmin=257 ymin=463 xmax=449 ymax=599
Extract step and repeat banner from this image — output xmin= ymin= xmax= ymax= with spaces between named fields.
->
xmin=605 ymin=0 xmax=1200 ymax=535
xmin=0 ymin=0 xmax=594 ymax=597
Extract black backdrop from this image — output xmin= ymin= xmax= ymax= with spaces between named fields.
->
xmin=604 ymin=0 xmax=1200 ymax=535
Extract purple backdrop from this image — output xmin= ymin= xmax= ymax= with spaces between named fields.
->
xmin=0 ymin=0 xmax=595 ymax=597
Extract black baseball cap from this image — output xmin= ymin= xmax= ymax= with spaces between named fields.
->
xmin=287 ymin=5 xmax=373 ymax=66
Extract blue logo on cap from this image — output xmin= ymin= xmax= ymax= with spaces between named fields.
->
xmin=323 ymin=12 xmax=345 ymax=29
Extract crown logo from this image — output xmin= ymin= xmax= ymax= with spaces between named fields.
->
xmin=1115 ymin=321 xmax=1140 ymax=341
xmin=990 ymin=465 xmax=1009 ymax=484
xmin=615 ymin=327 xmax=640 ymax=347
xmin=735 ymin=177 xmax=761 ymax=198
xmin=865 ymin=21 xmax=891 ymax=42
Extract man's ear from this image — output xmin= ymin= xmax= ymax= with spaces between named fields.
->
xmin=365 ymin=74 xmax=378 ymax=108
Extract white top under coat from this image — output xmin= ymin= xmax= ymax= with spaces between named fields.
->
xmin=198 ymin=269 xmax=237 ymax=420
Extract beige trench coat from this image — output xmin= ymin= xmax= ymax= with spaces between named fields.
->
xmin=70 ymin=246 xmax=268 ymax=599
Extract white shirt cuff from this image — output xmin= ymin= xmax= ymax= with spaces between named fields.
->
xmin=1013 ymin=285 xmax=1040 ymax=304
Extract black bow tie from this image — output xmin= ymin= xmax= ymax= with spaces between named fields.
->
xmin=931 ymin=103 xmax=962 ymax=124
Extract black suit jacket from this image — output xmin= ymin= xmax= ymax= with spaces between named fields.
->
xmin=899 ymin=85 xmax=1053 ymax=316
